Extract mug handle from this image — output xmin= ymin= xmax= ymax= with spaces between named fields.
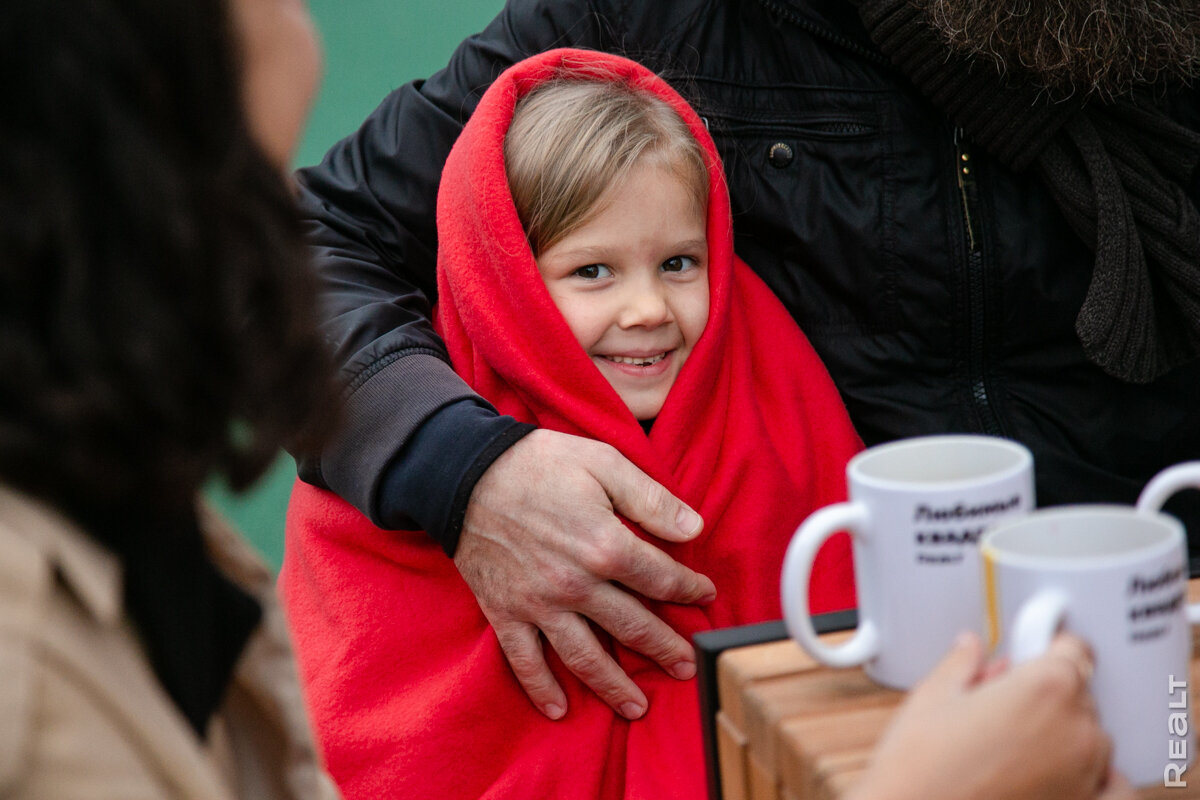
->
xmin=1009 ymin=589 xmax=1070 ymax=664
xmin=1137 ymin=461 xmax=1200 ymax=624
xmin=780 ymin=502 xmax=880 ymax=667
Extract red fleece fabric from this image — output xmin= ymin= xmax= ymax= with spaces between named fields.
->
xmin=280 ymin=49 xmax=862 ymax=800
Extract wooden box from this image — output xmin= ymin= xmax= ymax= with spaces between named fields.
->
xmin=695 ymin=582 xmax=1200 ymax=800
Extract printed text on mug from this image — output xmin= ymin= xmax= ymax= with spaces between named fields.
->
xmin=912 ymin=495 xmax=1021 ymax=566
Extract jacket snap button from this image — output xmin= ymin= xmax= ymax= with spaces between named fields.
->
xmin=767 ymin=142 xmax=794 ymax=168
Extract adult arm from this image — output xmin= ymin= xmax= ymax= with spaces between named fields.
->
xmin=292 ymin=0 xmax=714 ymax=719
xmin=292 ymin=0 xmax=613 ymax=526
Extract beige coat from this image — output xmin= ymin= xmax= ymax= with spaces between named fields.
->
xmin=0 ymin=486 xmax=341 ymax=800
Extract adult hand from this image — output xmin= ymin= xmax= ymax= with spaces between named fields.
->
xmin=849 ymin=632 xmax=1133 ymax=800
xmin=454 ymin=429 xmax=715 ymax=721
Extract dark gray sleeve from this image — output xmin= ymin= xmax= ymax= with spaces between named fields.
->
xmin=292 ymin=0 xmax=616 ymax=532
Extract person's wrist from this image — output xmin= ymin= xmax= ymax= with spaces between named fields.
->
xmin=443 ymin=419 xmax=536 ymax=554
xmin=376 ymin=399 xmax=533 ymax=554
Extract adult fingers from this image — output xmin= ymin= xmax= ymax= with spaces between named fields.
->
xmin=456 ymin=431 xmax=702 ymax=717
xmin=539 ymin=611 xmax=649 ymax=720
xmin=977 ymin=653 xmax=1010 ymax=684
xmin=584 ymin=582 xmax=698 ymax=680
xmin=1029 ymin=633 xmax=1098 ymax=719
xmin=1007 ymin=633 xmax=1108 ymax=799
xmin=492 ymin=620 xmax=568 ymax=720
xmin=1043 ymin=632 xmax=1095 ymax=694
xmin=588 ymin=445 xmax=704 ymax=543
xmin=592 ymin=527 xmax=716 ymax=606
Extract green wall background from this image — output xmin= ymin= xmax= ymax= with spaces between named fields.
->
xmin=206 ymin=0 xmax=505 ymax=567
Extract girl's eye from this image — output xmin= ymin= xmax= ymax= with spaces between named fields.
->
xmin=662 ymin=255 xmax=698 ymax=273
xmin=573 ymin=264 xmax=611 ymax=280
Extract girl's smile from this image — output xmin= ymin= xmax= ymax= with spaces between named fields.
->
xmin=596 ymin=349 xmax=674 ymax=376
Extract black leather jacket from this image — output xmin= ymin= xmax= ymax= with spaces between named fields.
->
xmin=295 ymin=0 xmax=1200 ymax=557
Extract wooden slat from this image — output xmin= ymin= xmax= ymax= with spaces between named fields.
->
xmin=814 ymin=766 xmax=867 ymax=800
xmin=742 ymin=666 xmax=901 ymax=785
xmin=716 ymin=711 xmax=749 ymax=800
xmin=777 ymin=705 xmax=898 ymax=799
xmin=717 ymin=635 xmax=849 ymax=731
xmin=747 ymin=750 xmax=780 ymax=800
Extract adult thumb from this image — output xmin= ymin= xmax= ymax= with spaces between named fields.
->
xmin=594 ymin=449 xmax=703 ymax=542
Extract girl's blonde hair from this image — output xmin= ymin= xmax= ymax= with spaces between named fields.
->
xmin=504 ymin=73 xmax=709 ymax=256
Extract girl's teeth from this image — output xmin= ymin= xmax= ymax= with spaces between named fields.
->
xmin=608 ymin=353 xmax=666 ymax=366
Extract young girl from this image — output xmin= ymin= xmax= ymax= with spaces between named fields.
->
xmin=280 ymin=49 xmax=862 ymax=799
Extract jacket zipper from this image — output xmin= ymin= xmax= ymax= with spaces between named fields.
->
xmin=955 ymin=128 xmax=1002 ymax=436
xmin=750 ymin=0 xmax=1007 ymax=436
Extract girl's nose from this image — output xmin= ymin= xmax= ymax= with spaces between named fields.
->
xmin=617 ymin=279 xmax=672 ymax=329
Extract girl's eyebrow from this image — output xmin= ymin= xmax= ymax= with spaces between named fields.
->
xmin=548 ymin=245 xmax=611 ymax=261
xmin=545 ymin=237 xmax=708 ymax=264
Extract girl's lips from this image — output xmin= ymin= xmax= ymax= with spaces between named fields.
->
xmin=595 ymin=349 xmax=674 ymax=378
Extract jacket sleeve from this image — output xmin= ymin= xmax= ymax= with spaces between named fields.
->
xmin=292 ymin=0 xmax=617 ymax=546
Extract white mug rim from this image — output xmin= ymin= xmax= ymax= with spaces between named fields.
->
xmin=981 ymin=504 xmax=1184 ymax=570
xmin=847 ymin=434 xmax=1033 ymax=492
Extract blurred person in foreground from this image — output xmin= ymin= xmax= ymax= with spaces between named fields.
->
xmin=0 ymin=0 xmax=340 ymax=796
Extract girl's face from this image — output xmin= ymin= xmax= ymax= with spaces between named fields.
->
xmin=536 ymin=164 xmax=709 ymax=420
xmin=229 ymin=0 xmax=322 ymax=170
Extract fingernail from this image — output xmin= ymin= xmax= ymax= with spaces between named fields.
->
xmin=670 ymin=661 xmax=696 ymax=680
xmin=697 ymin=589 xmax=717 ymax=604
xmin=676 ymin=507 xmax=703 ymax=538
xmin=619 ymin=702 xmax=645 ymax=720
xmin=544 ymin=704 xmax=565 ymax=720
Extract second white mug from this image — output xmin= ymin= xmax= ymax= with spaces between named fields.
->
xmin=982 ymin=461 xmax=1200 ymax=787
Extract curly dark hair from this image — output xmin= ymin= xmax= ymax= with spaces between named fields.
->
xmin=0 ymin=0 xmax=334 ymax=524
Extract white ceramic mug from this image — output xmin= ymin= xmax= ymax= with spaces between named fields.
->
xmin=781 ymin=435 xmax=1034 ymax=689
xmin=982 ymin=462 xmax=1200 ymax=788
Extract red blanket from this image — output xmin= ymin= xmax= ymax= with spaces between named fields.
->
xmin=281 ymin=49 xmax=862 ymax=800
